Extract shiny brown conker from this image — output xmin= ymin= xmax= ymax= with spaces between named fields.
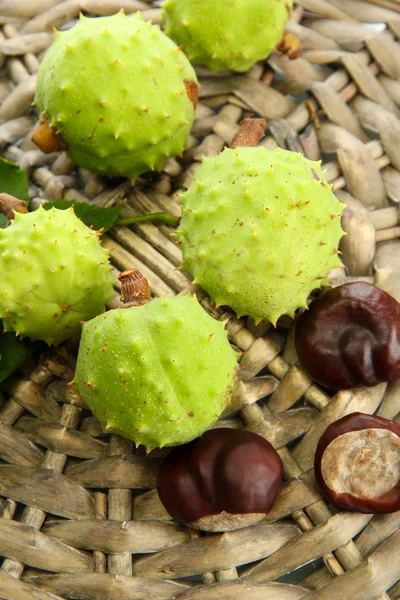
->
xmin=295 ymin=282 xmax=400 ymax=390
xmin=314 ymin=413 xmax=400 ymax=513
xmin=156 ymin=428 xmax=283 ymax=532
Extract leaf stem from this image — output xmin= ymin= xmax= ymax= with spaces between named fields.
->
xmin=115 ymin=212 xmax=180 ymax=228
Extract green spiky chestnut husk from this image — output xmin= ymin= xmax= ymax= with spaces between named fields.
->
xmin=34 ymin=11 xmax=199 ymax=180
xmin=0 ymin=207 xmax=114 ymax=346
xmin=177 ymin=146 xmax=345 ymax=325
xmin=163 ymin=0 xmax=293 ymax=72
xmin=74 ymin=293 xmax=238 ymax=451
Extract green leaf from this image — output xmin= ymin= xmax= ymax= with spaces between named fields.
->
xmin=0 ymin=214 xmax=8 ymax=229
xmin=42 ymin=199 xmax=122 ymax=231
xmin=0 ymin=323 xmax=42 ymax=384
xmin=0 ymin=157 xmax=29 ymax=203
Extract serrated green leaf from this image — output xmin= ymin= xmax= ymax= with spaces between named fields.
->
xmin=0 ymin=323 xmax=42 ymax=384
xmin=0 ymin=157 xmax=30 ymax=203
xmin=42 ymin=199 xmax=122 ymax=232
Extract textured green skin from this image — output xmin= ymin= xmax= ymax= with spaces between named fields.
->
xmin=178 ymin=147 xmax=345 ymax=325
xmin=0 ymin=207 xmax=114 ymax=346
xmin=34 ymin=11 xmax=198 ymax=180
xmin=74 ymin=295 xmax=238 ymax=450
xmin=163 ymin=0 xmax=293 ymax=72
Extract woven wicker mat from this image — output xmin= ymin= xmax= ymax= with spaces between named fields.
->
xmin=1 ymin=0 xmax=400 ymax=598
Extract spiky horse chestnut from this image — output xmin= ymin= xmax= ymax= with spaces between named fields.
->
xmin=33 ymin=11 xmax=199 ymax=180
xmin=177 ymin=146 xmax=345 ymax=325
xmin=315 ymin=413 xmax=400 ymax=514
xmin=295 ymin=282 xmax=400 ymax=389
xmin=157 ymin=428 xmax=283 ymax=531
xmin=0 ymin=206 xmax=114 ymax=346
xmin=74 ymin=270 xmax=239 ymax=451
xmin=163 ymin=0 xmax=293 ymax=72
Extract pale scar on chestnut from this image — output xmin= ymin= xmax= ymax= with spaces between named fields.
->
xmin=321 ymin=428 xmax=400 ymax=500
xmin=190 ymin=511 xmax=264 ymax=532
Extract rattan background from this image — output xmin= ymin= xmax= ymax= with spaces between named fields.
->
xmin=0 ymin=0 xmax=400 ymax=598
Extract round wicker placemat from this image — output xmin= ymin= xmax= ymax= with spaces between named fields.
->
xmin=0 ymin=0 xmax=400 ymax=598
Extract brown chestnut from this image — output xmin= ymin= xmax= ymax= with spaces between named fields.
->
xmin=295 ymin=282 xmax=400 ymax=390
xmin=314 ymin=413 xmax=400 ymax=513
xmin=157 ymin=428 xmax=283 ymax=531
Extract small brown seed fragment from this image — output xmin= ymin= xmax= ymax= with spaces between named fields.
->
xmin=31 ymin=120 xmax=68 ymax=153
xmin=184 ymin=79 xmax=199 ymax=109
xmin=276 ymin=32 xmax=303 ymax=60
xmin=119 ymin=269 xmax=151 ymax=308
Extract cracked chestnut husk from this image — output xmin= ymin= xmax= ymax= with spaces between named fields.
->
xmin=294 ymin=282 xmax=400 ymax=390
xmin=157 ymin=428 xmax=283 ymax=532
xmin=314 ymin=413 xmax=400 ymax=513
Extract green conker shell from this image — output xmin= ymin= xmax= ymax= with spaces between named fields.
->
xmin=163 ymin=0 xmax=293 ymax=72
xmin=74 ymin=295 xmax=239 ymax=450
xmin=0 ymin=207 xmax=114 ymax=346
xmin=34 ymin=11 xmax=198 ymax=180
xmin=178 ymin=146 xmax=345 ymax=325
